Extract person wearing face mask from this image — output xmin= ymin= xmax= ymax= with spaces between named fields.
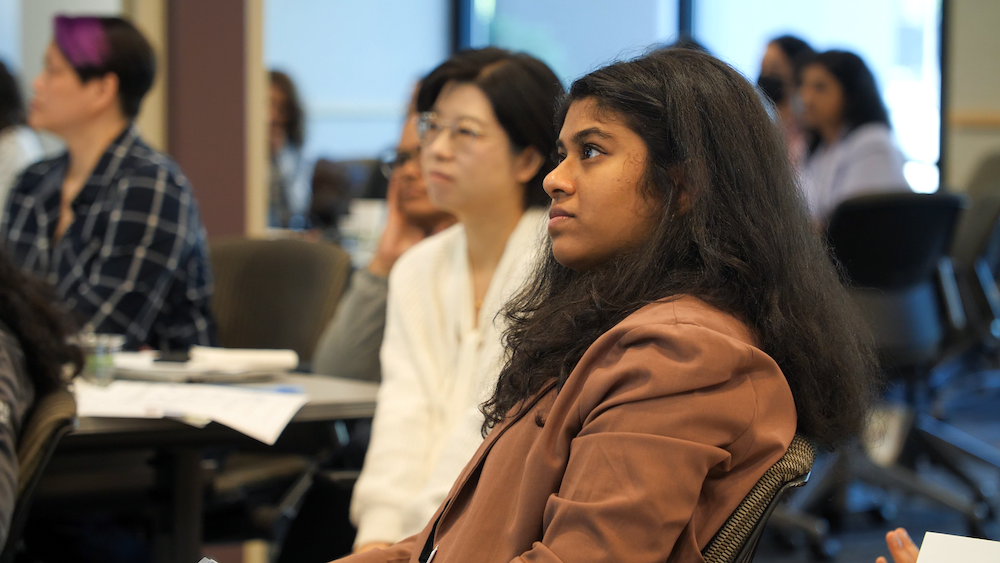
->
xmin=758 ymin=35 xmax=814 ymax=171
xmin=334 ymin=47 xmax=878 ymax=563
xmin=348 ymin=48 xmax=561 ymax=553
xmin=0 ymin=15 xmax=215 ymax=352
xmin=311 ymin=106 xmax=456 ymax=382
xmin=799 ymin=50 xmax=909 ymax=221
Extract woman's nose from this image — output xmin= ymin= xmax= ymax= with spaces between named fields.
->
xmin=543 ymin=162 xmax=574 ymax=199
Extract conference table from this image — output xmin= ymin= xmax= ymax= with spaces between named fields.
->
xmin=52 ymin=374 xmax=379 ymax=563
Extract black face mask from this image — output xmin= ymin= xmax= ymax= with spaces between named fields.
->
xmin=757 ymin=74 xmax=785 ymax=105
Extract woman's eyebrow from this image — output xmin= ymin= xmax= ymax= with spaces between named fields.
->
xmin=434 ymin=112 xmax=488 ymax=126
xmin=572 ymin=127 xmax=613 ymax=145
xmin=556 ymin=127 xmax=613 ymax=150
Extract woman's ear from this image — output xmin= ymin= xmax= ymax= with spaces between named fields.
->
xmin=668 ymin=166 xmax=692 ymax=214
xmin=87 ymin=73 xmax=122 ymax=117
xmin=513 ymin=146 xmax=545 ymax=184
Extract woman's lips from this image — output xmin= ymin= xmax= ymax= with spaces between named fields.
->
xmin=426 ymin=171 xmax=453 ymax=184
xmin=548 ymin=207 xmax=573 ymax=229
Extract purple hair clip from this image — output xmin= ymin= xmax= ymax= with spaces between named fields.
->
xmin=54 ymin=15 xmax=109 ymax=69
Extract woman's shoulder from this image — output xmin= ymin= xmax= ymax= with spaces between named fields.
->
xmin=843 ymin=123 xmax=899 ymax=152
xmin=116 ymin=134 xmax=193 ymax=193
xmin=619 ymin=296 xmax=757 ymax=348
xmin=572 ymin=296 xmax=792 ymax=420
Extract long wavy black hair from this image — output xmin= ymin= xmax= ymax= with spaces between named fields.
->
xmin=803 ymin=50 xmax=890 ymax=153
xmin=481 ymin=49 xmax=879 ymax=449
xmin=0 ymin=249 xmax=82 ymax=394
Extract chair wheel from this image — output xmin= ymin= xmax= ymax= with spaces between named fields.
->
xmin=810 ymin=538 xmax=842 ymax=561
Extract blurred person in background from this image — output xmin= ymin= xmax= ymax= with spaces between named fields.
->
xmin=269 ymin=70 xmax=311 ymax=229
xmin=312 ymin=106 xmax=455 ymax=381
xmin=0 ymin=15 xmax=216 ymax=351
xmin=0 ymin=61 xmax=43 ymax=209
xmin=0 ymin=247 xmax=82 ymax=552
xmin=799 ymin=49 xmax=909 ymax=221
xmin=349 ymin=47 xmax=561 ymax=553
xmin=758 ymin=35 xmax=814 ymax=170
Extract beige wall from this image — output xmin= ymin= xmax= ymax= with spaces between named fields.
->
xmin=947 ymin=0 xmax=1000 ymax=190
xmin=122 ymin=0 xmax=168 ymax=152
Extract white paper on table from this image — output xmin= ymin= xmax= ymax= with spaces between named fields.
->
xmin=74 ymin=379 xmax=308 ymax=445
xmin=916 ymin=531 xmax=1000 ymax=562
xmin=114 ymin=347 xmax=299 ymax=376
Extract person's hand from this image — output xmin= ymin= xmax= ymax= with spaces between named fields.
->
xmin=367 ymin=178 xmax=428 ymax=277
xmin=354 ymin=542 xmax=392 ymax=553
xmin=876 ymin=528 xmax=919 ymax=563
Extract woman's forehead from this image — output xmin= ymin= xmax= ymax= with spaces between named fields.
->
xmin=433 ymin=82 xmax=494 ymax=122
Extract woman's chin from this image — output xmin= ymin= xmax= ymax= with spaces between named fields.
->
xmin=551 ymin=248 xmax=586 ymax=272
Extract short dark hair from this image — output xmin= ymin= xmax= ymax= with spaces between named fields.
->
xmin=416 ymin=47 xmax=564 ymax=209
xmin=270 ymin=70 xmax=305 ymax=149
xmin=804 ymin=49 xmax=889 ymax=151
xmin=0 ymin=60 xmax=26 ymax=132
xmin=54 ymin=15 xmax=156 ymax=119
xmin=483 ymin=49 xmax=879 ymax=449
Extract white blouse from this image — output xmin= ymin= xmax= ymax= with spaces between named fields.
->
xmin=802 ymin=123 xmax=910 ymax=220
xmin=0 ymin=126 xmax=43 ymax=210
xmin=350 ymin=207 xmax=547 ymax=547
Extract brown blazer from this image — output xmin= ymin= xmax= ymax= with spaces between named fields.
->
xmin=338 ymin=296 xmax=796 ymax=563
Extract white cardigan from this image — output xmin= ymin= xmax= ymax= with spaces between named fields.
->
xmin=350 ymin=208 xmax=547 ymax=547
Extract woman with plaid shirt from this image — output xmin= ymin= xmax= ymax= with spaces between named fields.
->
xmin=1 ymin=16 xmax=216 ymax=351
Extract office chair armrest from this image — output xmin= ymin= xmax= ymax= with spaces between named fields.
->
xmin=974 ymin=257 xmax=1000 ymax=323
xmin=937 ymin=257 xmax=967 ymax=333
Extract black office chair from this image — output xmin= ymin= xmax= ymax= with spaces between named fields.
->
xmin=0 ymin=387 xmax=77 ymax=563
xmin=951 ymin=152 xmax=1000 ymax=347
xmin=780 ymin=193 xmax=1000 ymax=544
xmin=701 ymin=435 xmax=816 ymax=563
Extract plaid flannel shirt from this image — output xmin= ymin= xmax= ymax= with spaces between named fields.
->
xmin=0 ymin=126 xmax=217 ymax=351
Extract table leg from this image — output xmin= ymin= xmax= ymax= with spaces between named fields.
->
xmin=170 ymin=448 xmax=203 ymax=563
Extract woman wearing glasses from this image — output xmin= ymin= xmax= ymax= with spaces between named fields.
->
xmin=349 ymin=48 xmax=561 ymax=553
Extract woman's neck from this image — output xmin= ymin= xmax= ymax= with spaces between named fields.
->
xmin=818 ymin=121 xmax=843 ymax=147
xmin=777 ymin=103 xmax=796 ymax=129
xmin=463 ymin=202 xmax=524 ymax=274
xmin=62 ymin=115 xmax=129 ymax=186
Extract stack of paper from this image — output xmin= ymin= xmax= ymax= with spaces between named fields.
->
xmin=113 ymin=347 xmax=300 ymax=382
xmin=74 ymin=379 xmax=308 ymax=445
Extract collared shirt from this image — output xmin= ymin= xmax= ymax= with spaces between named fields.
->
xmin=0 ymin=126 xmax=217 ymax=351
xmin=801 ymin=123 xmax=910 ymax=220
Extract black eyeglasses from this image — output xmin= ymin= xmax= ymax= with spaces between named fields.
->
xmin=378 ymin=146 xmax=421 ymax=179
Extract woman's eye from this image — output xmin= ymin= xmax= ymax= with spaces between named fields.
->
xmin=553 ymin=152 xmax=567 ymax=164
xmin=457 ymin=127 xmax=479 ymax=139
xmin=581 ymin=145 xmax=601 ymax=160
